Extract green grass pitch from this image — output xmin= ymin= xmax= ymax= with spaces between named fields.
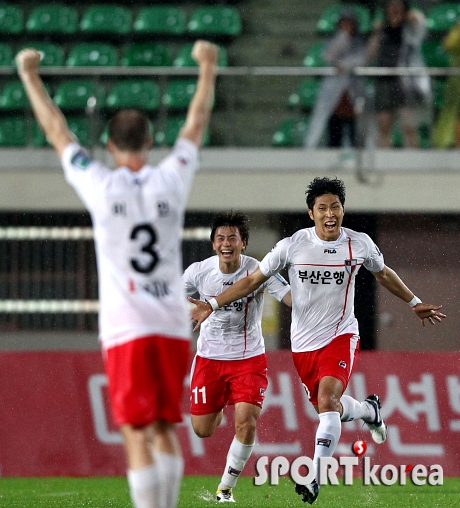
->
xmin=0 ymin=476 xmax=458 ymax=507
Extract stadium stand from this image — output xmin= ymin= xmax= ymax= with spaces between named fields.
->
xmin=187 ymin=6 xmax=242 ymax=37
xmin=0 ymin=5 xmax=24 ymax=35
xmin=79 ymin=5 xmax=132 ymax=36
xmin=133 ymin=6 xmax=187 ymax=36
xmin=66 ymin=43 xmax=119 ymax=66
xmin=426 ymin=3 xmax=460 ymax=32
xmin=26 ymin=5 xmax=79 ymax=35
xmin=53 ymin=79 xmax=105 ymax=110
xmin=120 ymin=43 xmax=172 ymax=67
xmin=162 ymin=79 xmax=197 ymax=110
xmin=316 ymin=4 xmax=372 ymax=34
xmin=105 ymin=80 xmax=160 ymax=111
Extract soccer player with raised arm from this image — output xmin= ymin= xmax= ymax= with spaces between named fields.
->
xmin=190 ymin=177 xmax=446 ymax=505
xmin=183 ymin=212 xmax=292 ymax=503
xmin=16 ymin=40 xmax=219 ymax=508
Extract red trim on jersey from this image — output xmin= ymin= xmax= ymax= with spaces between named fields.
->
xmin=243 ymin=270 xmax=249 ymax=355
xmin=293 ymin=263 xmax=363 ymax=268
xmin=335 ymin=238 xmax=354 ymax=335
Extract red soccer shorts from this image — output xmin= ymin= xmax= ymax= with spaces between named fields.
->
xmin=292 ymin=333 xmax=360 ymax=406
xmin=104 ymin=334 xmax=189 ymax=427
xmin=190 ymin=353 xmax=268 ymax=415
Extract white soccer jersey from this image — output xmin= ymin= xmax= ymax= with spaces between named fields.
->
xmin=259 ymin=227 xmax=384 ymax=352
xmin=61 ymin=139 xmax=198 ymax=349
xmin=183 ymin=255 xmax=290 ymax=360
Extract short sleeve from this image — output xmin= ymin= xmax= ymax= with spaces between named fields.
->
xmin=182 ymin=263 xmax=198 ymax=297
xmin=363 ymin=238 xmax=385 ymax=273
xmin=265 ymin=273 xmax=290 ymax=302
xmin=156 ymin=138 xmax=199 ymax=198
xmin=259 ymin=238 xmax=290 ymax=278
xmin=61 ymin=143 xmax=111 ymax=211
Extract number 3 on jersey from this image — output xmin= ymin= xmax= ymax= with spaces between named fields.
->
xmin=192 ymin=386 xmax=207 ymax=404
xmin=130 ymin=223 xmax=159 ymax=274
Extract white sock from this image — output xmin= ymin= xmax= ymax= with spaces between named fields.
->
xmin=127 ymin=464 xmax=162 ymax=508
xmin=340 ymin=395 xmax=374 ymax=422
xmin=155 ymin=452 xmax=184 ymax=508
xmin=218 ymin=436 xmax=254 ymax=489
xmin=313 ymin=411 xmax=341 ymax=483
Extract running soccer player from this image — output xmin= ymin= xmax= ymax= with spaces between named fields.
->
xmin=16 ymin=40 xmax=219 ymax=508
xmin=190 ymin=177 xmax=446 ymax=505
xmin=183 ymin=211 xmax=292 ymax=503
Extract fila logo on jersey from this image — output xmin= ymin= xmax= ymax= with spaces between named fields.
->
xmin=317 ymin=438 xmax=331 ymax=448
xmin=324 ymin=248 xmax=337 ymax=254
xmin=339 ymin=360 xmax=347 ymax=369
xmin=223 ymin=281 xmax=233 ymax=286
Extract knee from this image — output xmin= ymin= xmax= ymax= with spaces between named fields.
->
xmin=235 ymin=419 xmax=257 ymax=443
xmin=317 ymin=393 xmax=342 ymax=414
xmin=192 ymin=425 xmax=214 ymax=439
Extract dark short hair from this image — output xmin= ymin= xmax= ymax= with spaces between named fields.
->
xmin=210 ymin=211 xmax=250 ymax=245
xmin=305 ymin=177 xmax=346 ymax=210
xmin=108 ymin=109 xmax=151 ymax=151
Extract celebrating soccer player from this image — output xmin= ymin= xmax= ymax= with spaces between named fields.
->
xmin=190 ymin=177 xmax=446 ymax=505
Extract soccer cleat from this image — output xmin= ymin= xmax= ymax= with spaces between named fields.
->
xmin=295 ymin=480 xmax=319 ymax=504
xmin=364 ymin=394 xmax=387 ymax=444
xmin=216 ymin=487 xmax=235 ymax=503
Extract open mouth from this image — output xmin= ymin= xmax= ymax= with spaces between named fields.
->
xmin=325 ymin=221 xmax=336 ymax=231
xmin=220 ymin=250 xmax=234 ymax=257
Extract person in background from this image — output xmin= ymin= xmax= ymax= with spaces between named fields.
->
xmin=16 ymin=40 xmax=218 ymax=508
xmin=183 ymin=211 xmax=291 ymax=503
xmin=367 ymin=0 xmax=431 ymax=148
xmin=305 ymin=9 xmax=368 ymax=150
xmin=431 ymin=20 xmax=460 ymax=148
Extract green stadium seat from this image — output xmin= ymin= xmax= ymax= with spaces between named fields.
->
xmin=303 ymin=42 xmax=326 ymax=67
xmin=391 ymin=122 xmax=431 ymax=148
xmin=32 ymin=121 xmax=48 ymax=147
xmin=162 ymin=79 xmax=196 ymax=110
xmin=288 ymin=79 xmax=321 ymax=109
xmin=105 ymin=80 xmax=160 ymax=111
xmin=66 ymin=43 xmax=118 ymax=66
xmin=155 ymin=116 xmax=210 ymax=147
xmin=18 ymin=42 xmax=65 ymax=67
xmin=26 ymin=5 xmax=78 ymax=35
xmin=0 ymin=43 xmax=13 ymax=66
xmin=173 ymin=44 xmax=227 ymax=67
xmin=80 ymin=6 xmax=132 ymax=35
xmin=422 ymin=40 xmax=450 ymax=67
xmin=187 ymin=7 xmax=242 ymax=36
xmin=133 ymin=6 xmax=186 ymax=35
xmin=272 ymin=118 xmax=310 ymax=147
xmin=316 ymin=5 xmax=371 ymax=34
xmin=432 ymin=78 xmax=446 ymax=110
xmin=0 ymin=81 xmax=29 ymax=109
xmin=67 ymin=116 xmax=91 ymax=146
xmin=121 ymin=43 xmax=171 ymax=67
xmin=0 ymin=116 xmax=27 ymax=146
xmin=54 ymin=79 xmax=105 ymax=109
xmin=426 ymin=4 xmax=460 ymax=32
xmin=0 ymin=5 xmax=24 ymax=35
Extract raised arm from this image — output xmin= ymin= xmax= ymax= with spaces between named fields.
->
xmin=179 ymin=40 xmax=219 ymax=147
xmin=373 ymin=265 xmax=446 ymax=326
xmin=189 ymin=267 xmax=269 ymax=330
xmin=16 ymin=49 xmax=75 ymax=158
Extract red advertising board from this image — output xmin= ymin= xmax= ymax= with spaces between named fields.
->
xmin=0 ymin=351 xmax=458 ymax=477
